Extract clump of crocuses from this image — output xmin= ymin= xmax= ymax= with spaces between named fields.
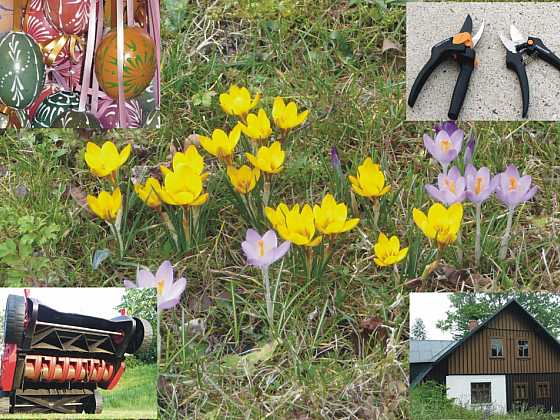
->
xmin=420 ymin=122 xmax=537 ymax=267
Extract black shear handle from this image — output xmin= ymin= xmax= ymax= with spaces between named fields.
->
xmin=506 ymin=51 xmax=529 ymax=118
xmin=530 ymin=37 xmax=560 ymax=71
xmin=448 ymin=48 xmax=475 ymax=120
xmin=408 ymin=38 xmax=459 ymax=107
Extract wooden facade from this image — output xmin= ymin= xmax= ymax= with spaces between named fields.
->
xmin=447 ymin=304 xmax=560 ymax=375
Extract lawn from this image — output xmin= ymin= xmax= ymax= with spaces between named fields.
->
xmin=0 ymin=364 xmax=157 ymax=419
xmin=1 ymin=0 xmax=559 ymax=419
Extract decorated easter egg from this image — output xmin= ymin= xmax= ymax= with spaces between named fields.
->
xmin=44 ymin=0 xmax=91 ymax=35
xmin=95 ymin=96 xmax=144 ymax=129
xmin=0 ymin=32 xmax=46 ymax=109
xmin=51 ymin=109 xmax=101 ymax=128
xmin=32 ymin=91 xmax=79 ymax=127
xmin=95 ymin=27 xmax=156 ymax=100
xmin=136 ymin=80 xmax=156 ymax=115
xmin=0 ymin=108 xmax=31 ymax=129
xmin=144 ymin=109 xmax=159 ymax=128
xmin=27 ymin=83 xmax=61 ymax=120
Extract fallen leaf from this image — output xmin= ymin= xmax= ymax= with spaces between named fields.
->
xmin=361 ymin=316 xmax=389 ymax=344
xmin=92 ymin=249 xmax=111 ymax=270
xmin=222 ymin=339 xmax=281 ymax=374
xmin=69 ymin=185 xmax=91 ymax=214
xmin=14 ymin=184 xmax=29 ymax=198
xmin=382 ymin=38 xmax=402 ymax=53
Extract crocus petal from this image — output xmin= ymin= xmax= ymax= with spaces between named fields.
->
xmin=156 ymin=260 xmax=174 ymax=291
xmin=158 ymin=297 xmax=181 ymax=311
xmin=123 ymin=279 xmax=137 ymax=289
xmin=272 ymin=240 xmax=291 ymax=264
xmin=137 ymin=269 xmax=156 ymax=288
xmin=261 ymin=230 xmax=278 ymax=251
xmin=166 ymin=277 xmax=187 ymax=301
xmin=246 ymin=229 xmax=261 ymax=244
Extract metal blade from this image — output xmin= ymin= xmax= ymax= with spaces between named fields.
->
xmin=510 ymin=24 xmax=526 ymax=45
xmin=460 ymin=15 xmax=473 ymax=33
xmin=500 ymin=33 xmax=517 ymax=53
xmin=472 ymin=20 xmax=485 ymax=47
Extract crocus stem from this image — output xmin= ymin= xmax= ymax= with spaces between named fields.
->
xmin=499 ymin=207 xmax=515 ymax=260
xmin=261 ymin=266 xmax=273 ymax=328
xmin=108 ymin=222 xmax=124 ymax=258
xmin=371 ymin=198 xmax=380 ymax=231
xmin=182 ymin=206 xmax=191 ymax=243
xmin=262 ymin=176 xmax=271 ymax=208
xmin=158 ymin=209 xmax=178 ymax=249
xmin=305 ymin=247 xmax=313 ymax=280
xmin=393 ymin=264 xmax=401 ymax=288
xmin=475 ymin=203 xmax=482 ymax=266
xmin=456 ymin=229 xmax=463 ymax=266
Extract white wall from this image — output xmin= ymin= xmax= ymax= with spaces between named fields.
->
xmin=446 ymin=375 xmax=507 ymax=414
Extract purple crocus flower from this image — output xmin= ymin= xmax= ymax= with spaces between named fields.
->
xmin=425 ymin=166 xmax=466 ymax=205
xmin=463 ymin=135 xmax=476 ymax=166
xmin=242 ymin=229 xmax=290 ymax=268
xmin=124 ymin=260 xmax=186 ymax=311
xmin=434 ymin=121 xmax=459 ymax=135
xmin=423 ymin=128 xmax=464 ymax=173
xmin=330 ymin=146 xmax=341 ymax=172
xmin=494 ymin=165 xmax=537 ymax=209
xmin=465 ymin=164 xmax=495 ymax=204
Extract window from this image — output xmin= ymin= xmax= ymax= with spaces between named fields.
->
xmin=518 ymin=339 xmax=529 ymax=358
xmin=471 ymin=382 xmax=491 ymax=404
xmin=490 ymin=338 xmax=504 ymax=357
xmin=514 ymin=383 xmax=528 ymax=400
xmin=537 ymin=382 xmax=550 ymax=399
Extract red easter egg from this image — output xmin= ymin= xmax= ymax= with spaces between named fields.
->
xmin=94 ymin=96 xmax=144 ymax=129
xmin=44 ymin=0 xmax=91 ymax=35
xmin=23 ymin=8 xmax=71 ymax=66
xmin=27 ymin=0 xmax=44 ymax=12
xmin=26 ymin=83 xmax=61 ymax=120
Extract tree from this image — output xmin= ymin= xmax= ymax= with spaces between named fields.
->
xmin=436 ymin=293 xmax=560 ymax=339
xmin=116 ymin=288 xmax=157 ymax=363
xmin=411 ymin=318 xmax=427 ymax=340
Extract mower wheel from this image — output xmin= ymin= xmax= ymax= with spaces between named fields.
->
xmin=84 ymin=390 xmax=103 ymax=414
xmin=4 ymin=295 xmax=25 ymax=346
xmin=0 ymin=392 xmax=11 ymax=414
xmin=127 ymin=318 xmax=153 ymax=355
xmin=137 ymin=318 xmax=153 ymax=354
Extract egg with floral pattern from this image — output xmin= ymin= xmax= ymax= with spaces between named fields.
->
xmin=44 ymin=0 xmax=91 ymax=35
xmin=32 ymin=91 xmax=79 ymax=127
xmin=0 ymin=32 xmax=46 ymax=109
xmin=51 ymin=109 xmax=101 ymax=128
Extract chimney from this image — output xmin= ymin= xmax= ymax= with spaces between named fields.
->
xmin=468 ymin=319 xmax=478 ymax=331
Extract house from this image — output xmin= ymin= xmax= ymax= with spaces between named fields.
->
xmin=410 ymin=298 xmax=560 ymax=414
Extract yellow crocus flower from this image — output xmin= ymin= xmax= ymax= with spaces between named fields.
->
xmin=199 ymin=127 xmax=241 ymax=161
xmin=227 ymin=165 xmax=260 ymax=194
xmin=348 ymin=157 xmax=391 ymax=198
xmin=219 ymin=85 xmax=261 ymax=118
xmin=245 ymin=141 xmax=285 ymax=174
xmin=87 ymin=188 xmax=122 ymax=222
xmin=413 ymin=203 xmax=463 ymax=248
xmin=265 ymin=203 xmax=322 ymax=247
xmin=272 ymin=97 xmax=309 ymax=130
xmin=160 ymin=145 xmax=208 ymax=180
xmin=84 ymin=141 xmax=131 ymax=178
xmin=134 ymin=178 xmax=163 ymax=208
xmin=157 ymin=164 xmax=208 ymax=206
xmin=237 ymin=109 xmax=272 ymax=141
xmin=373 ymin=232 xmax=409 ymax=267
xmin=313 ymin=194 xmax=359 ymax=235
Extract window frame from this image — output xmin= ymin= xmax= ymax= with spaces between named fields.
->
xmin=513 ymin=382 xmax=529 ymax=401
xmin=471 ymin=382 xmax=492 ymax=405
xmin=516 ymin=338 xmax=530 ymax=359
xmin=536 ymin=381 xmax=550 ymax=399
xmin=489 ymin=336 xmax=505 ymax=359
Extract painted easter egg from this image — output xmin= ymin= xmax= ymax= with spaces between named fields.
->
xmin=95 ymin=27 xmax=156 ymax=100
xmin=0 ymin=32 xmax=46 ymax=109
xmin=44 ymin=0 xmax=91 ymax=35
xmin=136 ymin=80 xmax=156 ymax=115
xmin=32 ymin=91 xmax=79 ymax=127
xmin=27 ymin=83 xmax=61 ymax=120
xmin=28 ymin=0 xmax=44 ymax=12
xmin=51 ymin=109 xmax=101 ymax=128
xmin=52 ymin=58 xmax=82 ymax=89
xmin=144 ymin=109 xmax=159 ymax=128
xmin=0 ymin=108 xmax=31 ymax=129
xmin=23 ymin=7 xmax=72 ymax=66
xmin=95 ymin=96 xmax=144 ymax=129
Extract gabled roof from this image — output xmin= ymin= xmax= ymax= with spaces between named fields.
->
xmin=411 ymin=298 xmax=560 ymax=386
xmin=410 ymin=340 xmax=455 ymax=363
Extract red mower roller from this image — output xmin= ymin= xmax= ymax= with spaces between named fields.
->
xmin=0 ymin=294 xmax=152 ymax=414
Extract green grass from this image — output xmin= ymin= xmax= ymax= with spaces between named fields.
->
xmin=1 ymin=0 xmax=560 ymax=418
xmin=0 ymin=364 xmax=157 ymax=419
xmin=412 ymin=381 xmax=560 ymax=419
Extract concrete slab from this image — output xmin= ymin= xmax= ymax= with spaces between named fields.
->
xmin=406 ymin=2 xmax=560 ymax=121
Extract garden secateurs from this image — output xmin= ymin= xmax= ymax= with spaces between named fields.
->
xmin=499 ymin=24 xmax=560 ymax=118
xmin=408 ymin=15 xmax=485 ymax=120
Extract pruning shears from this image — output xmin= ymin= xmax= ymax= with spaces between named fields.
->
xmin=499 ymin=24 xmax=560 ymax=118
xmin=408 ymin=15 xmax=485 ymax=120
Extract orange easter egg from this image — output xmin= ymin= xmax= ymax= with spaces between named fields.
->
xmin=94 ymin=26 xmax=156 ymax=100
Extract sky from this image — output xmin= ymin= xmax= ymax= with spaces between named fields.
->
xmin=410 ymin=292 xmax=453 ymax=340
xmin=0 ymin=288 xmax=126 ymax=320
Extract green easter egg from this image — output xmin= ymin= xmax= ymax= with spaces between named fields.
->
xmin=32 ymin=91 xmax=80 ymax=128
xmin=51 ymin=110 xmax=101 ymax=129
xmin=0 ymin=32 xmax=46 ymax=109
xmin=144 ymin=109 xmax=159 ymax=128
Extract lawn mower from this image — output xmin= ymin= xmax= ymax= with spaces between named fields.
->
xmin=0 ymin=293 xmax=153 ymax=414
